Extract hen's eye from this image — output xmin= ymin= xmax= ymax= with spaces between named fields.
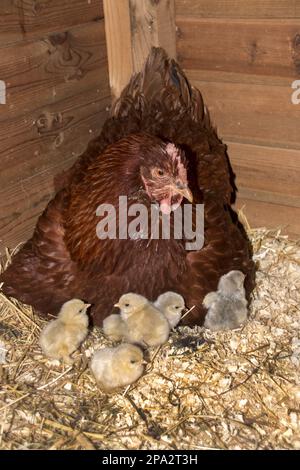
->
xmin=151 ymin=168 xmax=165 ymax=178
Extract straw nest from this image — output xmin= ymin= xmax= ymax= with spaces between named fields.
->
xmin=0 ymin=220 xmax=299 ymax=450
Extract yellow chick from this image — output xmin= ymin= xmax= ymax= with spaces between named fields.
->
xmin=103 ymin=314 xmax=126 ymax=341
xmin=115 ymin=293 xmax=170 ymax=347
xmin=90 ymin=343 xmax=145 ymax=392
xmin=39 ymin=299 xmax=90 ymax=363
xmin=154 ymin=291 xmax=186 ymax=329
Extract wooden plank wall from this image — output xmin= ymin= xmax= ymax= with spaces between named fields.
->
xmin=103 ymin=0 xmax=176 ymax=99
xmin=0 ymin=0 xmax=111 ymax=256
xmin=175 ymin=0 xmax=300 ymax=238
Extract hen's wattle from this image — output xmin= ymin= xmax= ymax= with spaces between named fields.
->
xmin=0 ymin=48 xmax=255 ymax=326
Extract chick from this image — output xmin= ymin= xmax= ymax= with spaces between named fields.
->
xmin=90 ymin=343 xmax=145 ymax=392
xmin=154 ymin=291 xmax=186 ymax=329
xmin=103 ymin=314 xmax=126 ymax=341
xmin=203 ymin=270 xmax=248 ymax=331
xmin=39 ymin=299 xmax=90 ymax=363
xmin=115 ymin=293 xmax=170 ymax=347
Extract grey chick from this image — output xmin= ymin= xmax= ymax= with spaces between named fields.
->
xmin=103 ymin=314 xmax=126 ymax=341
xmin=115 ymin=293 xmax=170 ymax=347
xmin=90 ymin=343 xmax=145 ymax=392
xmin=154 ymin=291 xmax=186 ymax=329
xmin=203 ymin=270 xmax=248 ymax=331
xmin=39 ymin=299 xmax=90 ymax=363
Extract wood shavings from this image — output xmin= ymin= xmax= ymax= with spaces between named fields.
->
xmin=0 ymin=228 xmax=299 ymax=449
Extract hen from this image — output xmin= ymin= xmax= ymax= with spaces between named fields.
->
xmin=0 ymin=48 xmax=255 ymax=326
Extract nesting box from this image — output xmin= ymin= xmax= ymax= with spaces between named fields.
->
xmin=0 ymin=0 xmax=299 ymax=257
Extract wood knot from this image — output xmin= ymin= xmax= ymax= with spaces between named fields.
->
xmin=248 ymin=40 xmax=258 ymax=65
xmin=292 ymin=34 xmax=300 ymax=75
xmin=176 ymin=26 xmax=183 ymax=39
xmin=36 ymin=111 xmax=63 ymax=134
xmin=49 ymin=32 xmax=68 ymax=47
xmin=32 ymin=1 xmax=44 ymax=15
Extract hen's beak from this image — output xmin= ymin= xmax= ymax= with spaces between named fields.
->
xmin=174 ymin=183 xmax=193 ymax=203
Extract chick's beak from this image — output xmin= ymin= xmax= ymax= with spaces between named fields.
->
xmin=114 ymin=303 xmax=120 ymax=308
xmin=174 ymin=183 xmax=193 ymax=203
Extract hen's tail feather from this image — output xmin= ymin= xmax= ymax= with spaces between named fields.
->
xmin=112 ymin=47 xmax=206 ymax=125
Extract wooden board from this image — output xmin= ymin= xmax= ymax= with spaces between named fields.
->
xmin=235 ymin=198 xmax=300 ymax=240
xmin=0 ymin=21 xmax=108 ymax=122
xmin=230 ymin=142 xmax=300 ymax=237
xmin=103 ymin=0 xmax=133 ymax=99
xmin=0 ymin=0 xmax=104 ymax=46
xmin=228 ymin=142 xmax=300 ymax=203
xmin=0 ymin=9 xmax=111 ymax=253
xmin=175 ymin=0 xmax=300 ymax=19
xmin=104 ymin=0 xmax=176 ymax=98
xmin=0 ymin=89 xmax=110 ymax=186
xmin=177 ymin=18 xmax=300 ymax=78
xmin=0 ymin=90 xmax=110 ymax=255
xmin=129 ymin=0 xmax=177 ymax=72
xmin=0 ymin=157 xmax=74 ymax=256
xmin=185 ymin=71 xmax=300 ymax=149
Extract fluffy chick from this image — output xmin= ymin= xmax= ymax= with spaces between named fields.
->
xmin=39 ymin=299 xmax=90 ymax=363
xmin=154 ymin=291 xmax=186 ymax=329
xmin=103 ymin=314 xmax=126 ymax=341
xmin=203 ymin=270 xmax=248 ymax=331
xmin=90 ymin=343 xmax=145 ymax=392
xmin=115 ymin=293 xmax=170 ymax=347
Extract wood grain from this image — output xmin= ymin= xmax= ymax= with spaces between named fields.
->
xmin=104 ymin=0 xmax=176 ymax=98
xmin=130 ymin=0 xmax=177 ymax=72
xmin=0 ymin=90 xmax=110 ymax=185
xmin=0 ymin=21 xmax=108 ymax=122
xmin=185 ymin=70 xmax=300 ymax=149
xmin=177 ymin=18 xmax=300 ymax=78
xmin=175 ymin=0 xmax=300 ymax=19
xmin=0 ymin=0 xmax=104 ymax=46
xmin=228 ymin=142 xmax=300 ymax=203
xmin=103 ymin=0 xmax=133 ymax=99
xmin=235 ymin=198 xmax=300 ymax=239
xmin=0 ymin=156 xmax=73 ymax=256
xmin=0 ymin=8 xmax=111 ymax=252
xmin=0 ymin=91 xmax=110 ymax=255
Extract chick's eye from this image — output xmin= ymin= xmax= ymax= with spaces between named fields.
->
xmin=130 ymin=360 xmax=136 ymax=364
xmin=175 ymin=306 xmax=180 ymax=309
xmin=125 ymin=303 xmax=130 ymax=307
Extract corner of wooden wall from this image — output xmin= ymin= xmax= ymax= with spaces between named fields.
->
xmin=103 ymin=0 xmax=177 ymax=99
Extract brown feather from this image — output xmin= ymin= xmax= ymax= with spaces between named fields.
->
xmin=0 ymin=47 xmax=255 ymax=325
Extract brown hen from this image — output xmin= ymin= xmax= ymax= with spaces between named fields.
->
xmin=0 ymin=48 xmax=255 ymax=326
